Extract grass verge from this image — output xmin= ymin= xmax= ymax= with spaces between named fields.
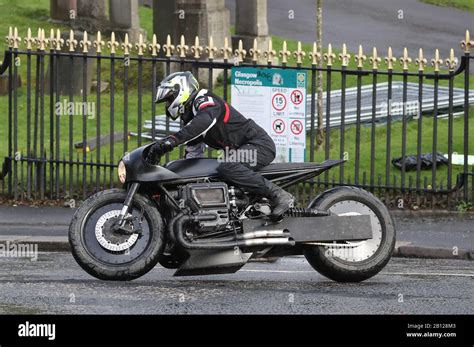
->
xmin=420 ymin=0 xmax=474 ymax=12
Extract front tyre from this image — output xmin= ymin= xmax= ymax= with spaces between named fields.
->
xmin=69 ymin=189 xmax=165 ymax=281
xmin=304 ymin=186 xmax=395 ymax=282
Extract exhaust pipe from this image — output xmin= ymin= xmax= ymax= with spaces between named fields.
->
xmin=174 ymin=213 xmax=295 ymax=250
xmin=242 ymin=237 xmax=294 ymax=246
xmin=167 ymin=211 xmax=185 ymax=244
xmin=238 ymin=230 xmax=289 ymax=239
xmin=193 ymin=229 xmax=290 ymax=244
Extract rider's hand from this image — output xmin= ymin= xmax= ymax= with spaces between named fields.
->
xmin=146 ymin=136 xmax=177 ymax=164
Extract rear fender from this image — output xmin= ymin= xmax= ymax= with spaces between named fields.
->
xmin=271 ymin=159 xmax=345 ymax=189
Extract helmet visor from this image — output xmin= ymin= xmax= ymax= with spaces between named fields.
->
xmin=155 ymin=85 xmax=175 ymax=104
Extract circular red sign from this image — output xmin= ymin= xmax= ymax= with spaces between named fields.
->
xmin=290 ymin=90 xmax=303 ymax=105
xmin=272 ymin=93 xmax=287 ymax=111
xmin=272 ymin=118 xmax=285 ymax=134
xmin=290 ymin=119 xmax=303 ymax=135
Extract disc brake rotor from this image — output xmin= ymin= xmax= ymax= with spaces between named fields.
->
xmin=95 ymin=210 xmax=139 ymax=252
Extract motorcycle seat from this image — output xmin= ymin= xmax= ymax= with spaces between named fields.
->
xmin=164 ymin=158 xmax=343 ymax=179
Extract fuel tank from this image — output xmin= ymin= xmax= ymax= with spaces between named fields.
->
xmin=122 ymin=143 xmax=181 ymax=182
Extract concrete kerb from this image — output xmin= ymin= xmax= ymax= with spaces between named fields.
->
xmin=0 ymin=208 xmax=472 ymax=259
xmin=0 ymin=237 xmax=471 ymax=260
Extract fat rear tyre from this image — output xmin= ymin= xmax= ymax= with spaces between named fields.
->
xmin=69 ymin=189 xmax=165 ymax=281
xmin=304 ymin=186 xmax=395 ymax=282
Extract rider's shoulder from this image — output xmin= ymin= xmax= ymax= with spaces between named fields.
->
xmin=193 ymin=89 xmax=220 ymax=112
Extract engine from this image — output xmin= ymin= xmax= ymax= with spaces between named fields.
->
xmin=178 ymin=182 xmax=254 ymax=237
xmin=179 ymin=182 xmax=230 ymax=231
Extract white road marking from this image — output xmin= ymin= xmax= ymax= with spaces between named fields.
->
xmin=241 ymin=269 xmax=474 ymax=277
xmin=383 ymin=272 xmax=474 ymax=278
xmin=242 ymin=269 xmax=313 ymax=274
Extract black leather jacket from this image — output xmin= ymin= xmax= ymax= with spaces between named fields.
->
xmin=172 ymin=89 xmax=274 ymax=156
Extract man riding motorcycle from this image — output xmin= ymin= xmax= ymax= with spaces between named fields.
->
xmin=147 ymin=71 xmax=294 ymax=217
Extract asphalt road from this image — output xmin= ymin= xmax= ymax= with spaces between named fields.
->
xmin=0 ymin=253 xmax=472 ymax=314
xmin=227 ymin=0 xmax=473 ymax=57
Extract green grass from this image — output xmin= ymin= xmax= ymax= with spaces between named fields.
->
xmin=139 ymin=5 xmax=153 ymax=40
xmin=0 ymin=0 xmax=69 ymax=54
xmin=0 ymin=0 xmax=473 ymax=195
xmin=308 ymin=109 xmax=474 ymax=186
xmin=420 ymin=0 xmax=474 ymax=12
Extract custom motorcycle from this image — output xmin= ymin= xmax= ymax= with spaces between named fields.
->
xmin=69 ymin=143 xmax=395 ymax=281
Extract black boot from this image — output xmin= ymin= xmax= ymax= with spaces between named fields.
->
xmin=263 ymin=180 xmax=295 ymax=217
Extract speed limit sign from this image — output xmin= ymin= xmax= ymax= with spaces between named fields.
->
xmin=272 ymin=93 xmax=287 ymax=111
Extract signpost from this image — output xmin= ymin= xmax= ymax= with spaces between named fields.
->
xmin=231 ymin=67 xmax=307 ymax=163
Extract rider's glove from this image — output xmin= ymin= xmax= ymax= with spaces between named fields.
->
xmin=147 ymin=136 xmax=177 ymax=164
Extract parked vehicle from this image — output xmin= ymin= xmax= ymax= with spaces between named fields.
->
xmin=69 ymin=143 xmax=396 ymax=281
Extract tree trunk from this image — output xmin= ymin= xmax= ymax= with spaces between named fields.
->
xmin=316 ymin=0 xmax=324 ymax=150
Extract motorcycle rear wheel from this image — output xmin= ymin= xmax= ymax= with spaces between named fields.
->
xmin=304 ymin=186 xmax=395 ymax=282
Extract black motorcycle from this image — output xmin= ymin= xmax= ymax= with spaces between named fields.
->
xmin=69 ymin=143 xmax=395 ymax=281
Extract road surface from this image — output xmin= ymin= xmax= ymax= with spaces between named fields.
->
xmin=0 ymin=253 xmax=472 ymax=314
xmin=227 ymin=0 xmax=473 ymax=58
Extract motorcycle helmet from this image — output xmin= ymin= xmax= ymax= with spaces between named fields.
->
xmin=155 ymin=71 xmax=199 ymax=120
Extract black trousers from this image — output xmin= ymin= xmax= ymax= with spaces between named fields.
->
xmin=216 ymin=135 xmax=276 ymax=196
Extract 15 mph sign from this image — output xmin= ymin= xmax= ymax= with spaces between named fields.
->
xmin=231 ymin=67 xmax=307 ymax=163
xmin=272 ymin=93 xmax=287 ymax=111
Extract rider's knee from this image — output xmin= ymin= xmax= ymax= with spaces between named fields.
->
xmin=216 ymin=162 xmax=241 ymax=177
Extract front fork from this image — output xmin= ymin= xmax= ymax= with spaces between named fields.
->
xmin=114 ymin=182 xmax=141 ymax=234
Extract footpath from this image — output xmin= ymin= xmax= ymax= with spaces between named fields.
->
xmin=0 ymin=205 xmax=472 ymax=260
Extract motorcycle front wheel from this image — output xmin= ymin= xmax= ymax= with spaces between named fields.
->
xmin=304 ymin=186 xmax=395 ymax=282
xmin=69 ymin=189 xmax=165 ymax=281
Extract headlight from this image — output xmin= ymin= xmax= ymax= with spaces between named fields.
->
xmin=118 ymin=160 xmax=126 ymax=184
